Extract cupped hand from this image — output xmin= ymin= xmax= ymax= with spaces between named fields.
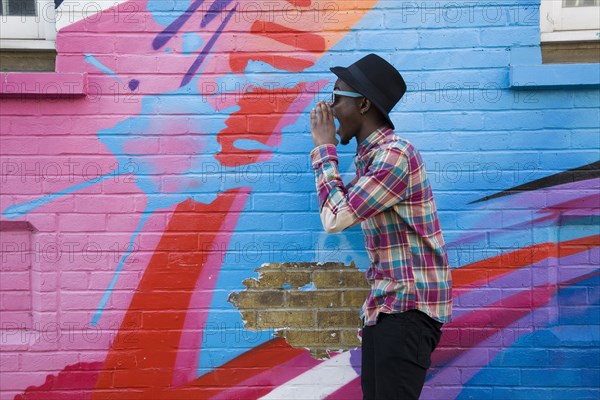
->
xmin=310 ymin=101 xmax=338 ymax=147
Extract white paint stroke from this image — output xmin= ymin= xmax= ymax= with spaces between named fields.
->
xmin=259 ymin=351 xmax=358 ymax=400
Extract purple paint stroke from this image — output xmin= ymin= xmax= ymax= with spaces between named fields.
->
xmin=200 ymin=0 xmax=235 ymax=28
xmin=152 ymin=0 xmax=206 ymax=50
xmin=180 ymin=4 xmax=237 ymax=87
xmin=496 ymin=193 xmax=600 ymax=232
xmin=448 ymin=178 xmax=600 ymax=249
xmin=349 ymin=348 xmax=362 ymax=377
xmin=128 ymin=79 xmax=140 ymax=91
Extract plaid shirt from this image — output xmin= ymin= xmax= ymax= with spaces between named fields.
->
xmin=310 ymin=126 xmax=452 ymax=326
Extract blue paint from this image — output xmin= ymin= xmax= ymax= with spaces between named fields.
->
xmin=84 ymin=54 xmax=122 ymax=82
xmin=147 ymin=0 xmax=196 ymax=26
xmin=299 ymin=282 xmax=316 ymax=291
xmin=182 ymin=32 xmax=204 ymax=55
xmin=3 ymin=174 xmax=111 ymax=218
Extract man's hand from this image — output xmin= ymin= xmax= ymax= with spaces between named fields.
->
xmin=310 ymin=101 xmax=338 ymax=147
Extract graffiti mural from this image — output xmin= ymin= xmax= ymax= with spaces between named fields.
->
xmin=1 ymin=0 xmax=598 ymax=399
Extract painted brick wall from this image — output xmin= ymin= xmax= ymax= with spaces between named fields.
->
xmin=0 ymin=0 xmax=599 ymax=399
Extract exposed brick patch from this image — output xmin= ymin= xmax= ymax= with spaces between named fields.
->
xmin=228 ymin=262 xmax=370 ymax=359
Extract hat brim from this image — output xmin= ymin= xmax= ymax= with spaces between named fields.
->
xmin=330 ymin=66 xmax=395 ymax=130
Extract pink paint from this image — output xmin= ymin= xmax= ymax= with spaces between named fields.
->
xmin=325 ymin=376 xmax=361 ymax=399
xmin=0 ymin=73 xmax=87 ymax=96
xmin=15 ymin=362 xmax=102 ymax=400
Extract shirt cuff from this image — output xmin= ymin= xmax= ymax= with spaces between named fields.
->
xmin=310 ymin=144 xmax=338 ymax=169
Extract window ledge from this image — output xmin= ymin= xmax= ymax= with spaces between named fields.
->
xmin=510 ymin=64 xmax=600 ymax=89
xmin=0 ymin=72 xmax=87 ymax=97
xmin=0 ymin=39 xmax=56 ymax=51
xmin=541 ymin=31 xmax=600 ymax=43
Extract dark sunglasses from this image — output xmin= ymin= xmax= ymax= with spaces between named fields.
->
xmin=329 ymin=90 xmax=363 ymax=105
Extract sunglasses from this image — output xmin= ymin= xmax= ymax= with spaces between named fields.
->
xmin=328 ymin=90 xmax=363 ymax=105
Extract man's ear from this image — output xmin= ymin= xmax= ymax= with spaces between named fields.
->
xmin=359 ymin=98 xmax=372 ymax=115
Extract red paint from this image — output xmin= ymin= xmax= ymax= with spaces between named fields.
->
xmin=216 ymin=82 xmax=309 ymax=167
xmin=251 ymin=21 xmax=326 ymax=52
xmin=286 ymin=0 xmax=313 ymax=6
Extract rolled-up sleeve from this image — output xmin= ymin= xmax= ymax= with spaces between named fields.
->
xmin=310 ymin=144 xmax=410 ymax=233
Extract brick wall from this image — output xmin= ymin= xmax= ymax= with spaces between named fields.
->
xmin=0 ymin=0 xmax=599 ymax=399
xmin=229 ymin=262 xmax=368 ymax=358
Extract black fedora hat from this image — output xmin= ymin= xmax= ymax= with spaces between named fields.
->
xmin=330 ymin=54 xmax=406 ymax=130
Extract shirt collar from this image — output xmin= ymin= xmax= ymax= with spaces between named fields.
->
xmin=357 ymin=125 xmax=394 ymax=157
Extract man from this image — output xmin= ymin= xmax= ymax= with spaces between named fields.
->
xmin=309 ymin=54 xmax=452 ymax=400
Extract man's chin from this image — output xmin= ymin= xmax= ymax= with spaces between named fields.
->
xmin=338 ymin=131 xmax=350 ymax=145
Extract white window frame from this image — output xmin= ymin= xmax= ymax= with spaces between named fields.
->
xmin=540 ymin=0 xmax=600 ymax=42
xmin=0 ymin=0 xmax=56 ymax=50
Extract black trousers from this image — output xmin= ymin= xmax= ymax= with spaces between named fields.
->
xmin=361 ymin=310 xmax=443 ymax=400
